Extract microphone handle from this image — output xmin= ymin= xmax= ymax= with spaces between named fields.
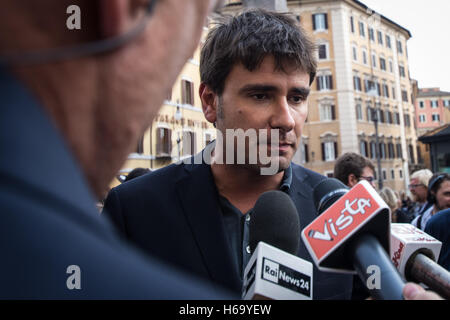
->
xmin=407 ymin=253 xmax=450 ymax=300
xmin=349 ymin=234 xmax=405 ymax=300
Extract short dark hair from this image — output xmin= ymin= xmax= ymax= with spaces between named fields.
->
xmin=124 ymin=167 xmax=150 ymax=182
xmin=333 ymin=152 xmax=375 ymax=186
xmin=200 ymin=9 xmax=317 ymax=95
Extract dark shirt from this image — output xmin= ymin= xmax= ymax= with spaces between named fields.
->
xmin=218 ymin=165 xmax=293 ymax=279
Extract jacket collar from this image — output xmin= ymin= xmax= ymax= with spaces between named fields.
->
xmin=174 ymin=147 xmax=242 ymax=293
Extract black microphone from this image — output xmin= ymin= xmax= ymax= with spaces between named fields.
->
xmin=243 ymin=191 xmax=313 ymax=300
xmin=302 ymin=178 xmax=405 ymax=300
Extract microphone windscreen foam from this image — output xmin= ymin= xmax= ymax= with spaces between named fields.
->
xmin=313 ymin=178 xmax=349 ymax=214
xmin=250 ymin=191 xmax=300 ymax=255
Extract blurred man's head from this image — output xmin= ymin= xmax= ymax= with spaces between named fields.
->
xmin=0 ymin=0 xmax=223 ymax=197
xmin=199 ymin=9 xmax=317 ymax=173
xmin=409 ymin=169 xmax=433 ymax=203
xmin=333 ymin=152 xmax=376 ymax=188
xmin=428 ymin=173 xmax=450 ymax=212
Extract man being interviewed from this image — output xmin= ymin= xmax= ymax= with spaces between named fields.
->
xmin=103 ymin=9 xmax=353 ymax=299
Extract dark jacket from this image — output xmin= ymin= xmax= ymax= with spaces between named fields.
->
xmin=103 ymin=153 xmax=353 ymax=299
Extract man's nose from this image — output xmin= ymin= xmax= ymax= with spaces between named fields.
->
xmin=269 ymin=98 xmax=295 ymax=132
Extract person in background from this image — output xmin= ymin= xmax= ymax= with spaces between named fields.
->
xmin=412 ymin=173 xmax=450 ymax=230
xmin=379 ymin=187 xmax=400 ymax=223
xmin=408 ymin=169 xmax=433 ymax=221
xmin=333 ymin=152 xmax=376 ymax=188
xmin=124 ymin=167 xmax=151 ymax=183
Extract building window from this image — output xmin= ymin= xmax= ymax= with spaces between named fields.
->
xmin=370 ymin=141 xmax=377 ymax=159
xmin=419 ymin=101 xmax=424 ymax=108
xmin=391 ymin=169 xmax=395 ymax=179
xmin=382 ymin=84 xmax=389 ymax=98
xmin=394 ymin=112 xmax=400 ymax=125
xmin=352 ymin=46 xmax=358 ymax=61
xmin=318 ymin=43 xmax=328 ymax=60
xmin=432 ymin=113 xmax=440 ymax=122
xmin=386 ymin=35 xmax=391 ymax=48
xmin=320 ymin=104 xmax=336 ymax=121
xmin=377 ymin=31 xmax=383 ymax=45
xmin=383 ymin=170 xmax=387 ymax=181
xmin=396 ymin=143 xmax=402 ymax=158
xmin=399 ymin=169 xmax=403 ymax=179
xmin=419 ymin=114 xmax=426 ymax=123
xmin=380 ymin=58 xmax=386 ymax=71
xmin=392 ymin=87 xmax=396 ymax=99
xmin=431 ymin=100 xmax=438 ymax=108
xmin=313 ymin=13 xmax=328 ymax=31
xmin=444 ymin=99 xmax=450 ymax=107
xmin=401 ymin=90 xmax=408 ymax=102
xmin=388 ymin=143 xmax=395 ymax=159
xmin=389 ymin=60 xmax=393 ymax=73
xmin=362 ymin=50 xmax=368 ymax=65
xmin=399 ymin=65 xmax=406 ymax=78
xmin=408 ymin=144 xmax=415 ymax=163
xmin=181 ymin=80 xmax=194 ymax=105
xmin=359 ymin=21 xmax=365 ymax=37
xmin=300 ymin=142 xmax=309 ymax=164
xmin=350 ymin=16 xmax=355 ymax=33
xmin=372 ymin=53 xmax=377 ymax=68
xmin=182 ymin=131 xmax=197 ymax=156
xmin=322 ymin=141 xmax=338 ymax=161
xmin=397 ymin=40 xmax=403 ymax=54
xmin=368 ymin=27 xmax=374 ymax=41
xmin=360 ymin=140 xmax=368 ymax=157
xmin=156 ymin=127 xmax=172 ymax=156
xmin=353 ymin=76 xmax=362 ymax=91
xmin=356 ymin=103 xmax=363 ymax=120
xmin=316 ymin=74 xmax=333 ymax=91
xmin=367 ymin=105 xmax=373 ymax=122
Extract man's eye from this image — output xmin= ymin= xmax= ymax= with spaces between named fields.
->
xmin=252 ymin=93 xmax=268 ymax=100
xmin=290 ymin=96 xmax=305 ymax=103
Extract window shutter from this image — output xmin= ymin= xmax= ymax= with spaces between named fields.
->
xmin=324 ymin=13 xmax=328 ymax=29
xmin=334 ymin=142 xmax=338 ymax=159
xmin=312 ymin=14 xmax=317 ymax=30
xmin=156 ymin=128 xmax=162 ymax=155
xmin=168 ymin=129 xmax=172 ymax=154
xmin=331 ymin=105 xmax=336 ymax=120
xmin=328 ymin=75 xmax=333 ymax=89
xmin=190 ymin=82 xmax=195 ymax=105
xmin=321 ymin=143 xmax=325 ymax=161
xmin=364 ymin=142 xmax=368 ymax=158
xmin=305 ymin=144 xmax=309 ymax=163
xmin=316 ymin=77 xmax=321 ymax=91
xmin=181 ymin=80 xmax=186 ymax=104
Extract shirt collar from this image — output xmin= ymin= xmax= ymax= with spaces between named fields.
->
xmin=280 ymin=164 xmax=293 ymax=192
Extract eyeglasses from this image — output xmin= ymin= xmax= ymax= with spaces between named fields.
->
xmin=360 ymin=176 xmax=375 ymax=183
xmin=408 ymin=184 xmax=426 ymax=189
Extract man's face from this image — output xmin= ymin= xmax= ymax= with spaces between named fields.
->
xmin=214 ymin=55 xmax=310 ymax=173
xmin=435 ymin=180 xmax=450 ymax=211
xmin=360 ymin=166 xmax=376 ymax=188
xmin=409 ymin=178 xmax=428 ymax=203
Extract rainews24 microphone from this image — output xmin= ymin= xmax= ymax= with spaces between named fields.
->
xmin=391 ymin=223 xmax=450 ymax=299
xmin=242 ymin=191 xmax=313 ymax=300
xmin=301 ymin=178 xmax=405 ymax=300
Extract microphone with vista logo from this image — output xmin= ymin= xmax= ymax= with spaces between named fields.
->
xmin=391 ymin=223 xmax=450 ymax=299
xmin=242 ymin=190 xmax=313 ymax=300
xmin=301 ymin=178 xmax=405 ymax=300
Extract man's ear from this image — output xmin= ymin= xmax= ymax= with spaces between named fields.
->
xmin=199 ymin=83 xmax=218 ymax=124
xmin=98 ymin=0 xmax=147 ymax=37
xmin=348 ymin=174 xmax=358 ymax=187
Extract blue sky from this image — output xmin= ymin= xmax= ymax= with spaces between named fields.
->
xmin=361 ymin=0 xmax=450 ymax=92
